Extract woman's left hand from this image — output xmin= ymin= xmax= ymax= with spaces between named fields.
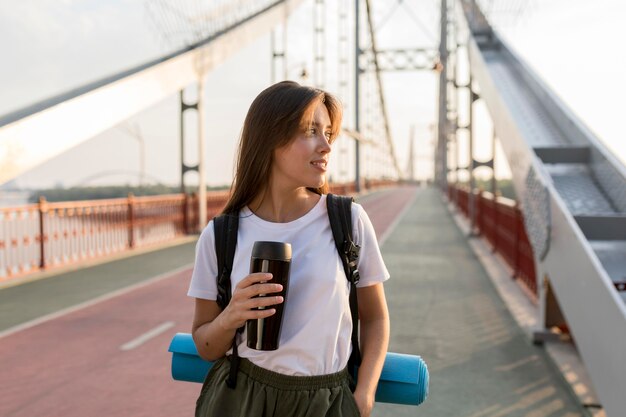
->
xmin=353 ymin=389 xmax=375 ymax=417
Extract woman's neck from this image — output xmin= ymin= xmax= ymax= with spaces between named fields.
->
xmin=249 ymin=186 xmax=320 ymax=223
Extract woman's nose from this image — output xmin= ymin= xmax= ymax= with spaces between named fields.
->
xmin=318 ymin=135 xmax=331 ymax=153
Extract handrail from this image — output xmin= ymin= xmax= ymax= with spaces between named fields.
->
xmin=448 ymin=184 xmax=537 ymax=300
xmin=0 ymin=193 xmax=193 ymax=282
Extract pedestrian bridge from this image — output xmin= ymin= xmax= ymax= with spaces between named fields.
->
xmin=0 ymin=186 xmax=592 ymax=417
xmin=0 ymin=0 xmax=624 ymax=416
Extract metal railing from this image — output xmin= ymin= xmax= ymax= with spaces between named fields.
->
xmin=0 ymin=194 xmax=195 ymax=281
xmin=448 ymin=185 xmax=538 ymax=299
xmin=0 ymin=181 xmax=395 ymax=282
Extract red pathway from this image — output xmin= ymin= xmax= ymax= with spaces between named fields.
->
xmin=0 ymin=186 xmax=416 ymax=417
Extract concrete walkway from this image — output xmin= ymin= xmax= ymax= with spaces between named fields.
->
xmin=373 ymin=187 xmax=585 ymax=417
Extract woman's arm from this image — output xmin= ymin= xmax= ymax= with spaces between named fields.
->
xmin=191 ymin=298 xmax=234 ymax=361
xmin=191 ymin=272 xmax=284 ymax=361
xmin=353 ymin=283 xmax=390 ymax=417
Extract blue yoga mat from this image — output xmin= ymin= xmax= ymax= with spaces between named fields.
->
xmin=168 ymin=333 xmax=428 ymax=406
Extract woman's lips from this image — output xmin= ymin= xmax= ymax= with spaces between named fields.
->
xmin=311 ymin=160 xmax=327 ymax=171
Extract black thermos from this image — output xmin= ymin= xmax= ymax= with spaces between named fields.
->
xmin=246 ymin=241 xmax=292 ymax=351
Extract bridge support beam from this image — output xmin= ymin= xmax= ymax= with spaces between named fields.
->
xmin=197 ymin=79 xmax=207 ymax=229
xmin=179 ymin=79 xmax=208 ymax=230
xmin=179 ymin=90 xmax=198 ymax=196
xmin=270 ymin=19 xmax=288 ymax=83
xmin=436 ymin=0 xmax=449 ymax=190
xmin=354 ymin=0 xmax=362 ymax=193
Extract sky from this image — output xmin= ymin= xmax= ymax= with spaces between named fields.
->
xmin=0 ymin=0 xmax=625 ymax=191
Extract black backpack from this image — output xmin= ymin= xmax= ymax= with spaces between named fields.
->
xmin=213 ymin=194 xmax=362 ymax=389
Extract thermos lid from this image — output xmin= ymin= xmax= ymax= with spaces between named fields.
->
xmin=252 ymin=241 xmax=292 ymax=261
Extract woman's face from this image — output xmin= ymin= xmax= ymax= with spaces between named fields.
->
xmin=271 ymin=100 xmax=333 ymax=190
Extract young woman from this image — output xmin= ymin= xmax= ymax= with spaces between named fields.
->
xmin=188 ymin=81 xmax=390 ymax=417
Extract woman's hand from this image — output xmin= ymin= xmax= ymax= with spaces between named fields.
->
xmin=191 ymin=272 xmax=284 ymax=361
xmin=218 ymin=272 xmax=284 ymax=331
xmin=353 ymin=389 xmax=375 ymax=417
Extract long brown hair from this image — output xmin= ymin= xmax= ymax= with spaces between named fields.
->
xmin=221 ymin=81 xmax=342 ymax=215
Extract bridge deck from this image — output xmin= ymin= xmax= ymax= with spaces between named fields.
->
xmin=377 ymin=187 xmax=585 ymax=417
xmin=0 ymin=187 xmax=586 ymax=416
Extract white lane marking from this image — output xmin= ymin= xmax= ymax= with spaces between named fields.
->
xmin=120 ymin=321 xmax=176 ymax=351
xmin=0 ymin=264 xmax=193 ymax=340
xmin=378 ymin=188 xmax=419 ymax=247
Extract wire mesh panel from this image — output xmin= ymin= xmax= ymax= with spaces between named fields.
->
xmin=145 ymin=0 xmax=285 ymax=49
xmin=522 ymin=167 xmax=551 ymax=261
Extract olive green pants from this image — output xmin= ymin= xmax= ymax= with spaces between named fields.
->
xmin=195 ymin=356 xmax=361 ymax=417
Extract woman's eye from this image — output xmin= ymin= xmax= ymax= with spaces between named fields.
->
xmin=304 ymin=127 xmax=331 ymax=140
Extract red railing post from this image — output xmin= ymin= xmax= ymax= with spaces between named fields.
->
xmin=190 ymin=192 xmax=198 ymax=234
xmin=476 ymin=188 xmax=483 ymax=235
xmin=182 ymin=193 xmax=189 ymax=235
xmin=492 ymin=193 xmax=498 ymax=253
xmin=38 ymin=196 xmax=48 ymax=270
xmin=128 ymin=193 xmax=135 ymax=249
xmin=513 ymin=202 xmax=521 ymax=279
xmin=469 ymin=187 xmax=475 ymax=233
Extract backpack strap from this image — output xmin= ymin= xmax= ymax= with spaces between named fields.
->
xmin=326 ymin=194 xmax=362 ymax=381
xmin=215 ymin=213 xmax=238 ymax=310
xmin=213 ymin=213 xmax=242 ymax=389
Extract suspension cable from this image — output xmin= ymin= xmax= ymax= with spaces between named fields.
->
xmin=363 ymin=0 xmax=401 ymax=178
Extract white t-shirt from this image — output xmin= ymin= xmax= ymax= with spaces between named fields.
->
xmin=187 ymin=194 xmax=389 ymax=376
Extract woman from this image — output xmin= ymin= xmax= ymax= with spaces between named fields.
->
xmin=188 ymin=81 xmax=390 ymax=417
